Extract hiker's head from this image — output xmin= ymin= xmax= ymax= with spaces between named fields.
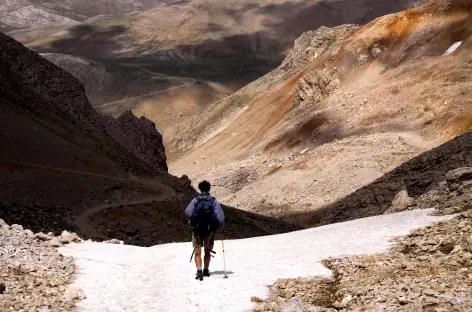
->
xmin=198 ymin=180 xmax=211 ymax=193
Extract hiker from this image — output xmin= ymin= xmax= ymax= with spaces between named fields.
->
xmin=185 ymin=180 xmax=225 ymax=280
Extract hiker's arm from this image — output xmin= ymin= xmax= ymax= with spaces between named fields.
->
xmin=184 ymin=198 xmax=197 ymax=217
xmin=213 ymin=200 xmax=225 ymax=228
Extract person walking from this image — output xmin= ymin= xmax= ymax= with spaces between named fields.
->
xmin=185 ymin=180 xmax=225 ymax=280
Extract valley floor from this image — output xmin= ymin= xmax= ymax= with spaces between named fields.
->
xmin=59 ymin=209 xmax=453 ymax=312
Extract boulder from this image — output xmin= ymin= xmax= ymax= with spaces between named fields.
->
xmin=385 ymin=190 xmax=415 ymax=214
xmin=334 ymin=294 xmax=353 ymax=308
xmin=24 ymin=229 xmax=34 ymax=238
xmin=34 ymin=232 xmax=52 ymax=241
xmin=64 ymin=287 xmax=86 ymax=301
xmin=0 ymin=219 xmax=9 ymax=229
xmin=11 ymin=224 xmax=23 ymax=231
xmin=59 ymin=230 xmax=81 ymax=244
xmin=445 ymin=167 xmax=472 ymax=182
xmin=49 ymin=237 xmax=63 ymax=247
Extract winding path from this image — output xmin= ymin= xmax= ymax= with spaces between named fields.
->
xmin=74 ymin=192 xmax=175 ymax=239
xmin=94 ymin=78 xmax=196 ymax=108
xmin=1 ymin=161 xmax=177 ymax=238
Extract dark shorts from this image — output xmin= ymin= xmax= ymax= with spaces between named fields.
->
xmin=192 ymin=232 xmax=215 ymax=250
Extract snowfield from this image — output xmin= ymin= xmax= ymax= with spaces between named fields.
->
xmin=60 ymin=209 xmax=454 ymax=312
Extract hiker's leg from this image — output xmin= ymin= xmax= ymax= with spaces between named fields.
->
xmin=192 ymin=234 xmax=203 ymax=270
xmin=194 ymin=247 xmax=202 ymax=269
xmin=203 ymin=247 xmax=211 ymax=269
xmin=203 ymin=233 xmax=215 ymax=270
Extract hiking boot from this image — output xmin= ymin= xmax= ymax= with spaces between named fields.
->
xmin=195 ymin=270 xmax=203 ymax=281
xmin=203 ymin=269 xmax=210 ymax=277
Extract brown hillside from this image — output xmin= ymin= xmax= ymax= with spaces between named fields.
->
xmin=6 ymin=0 xmax=420 ymax=156
xmin=170 ymin=0 xmax=472 ymax=225
xmin=0 ymin=33 xmax=299 ymax=245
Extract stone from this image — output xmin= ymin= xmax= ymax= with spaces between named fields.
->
xmin=24 ymin=229 xmax=34 ymax=238
xmin=70 ymin=232 xmax=82 ymax=242
xmin=280 ymin=298 xmax=311 ymax=312
xmin=34 ymin=232 xmax=51 ymax=241
xmin=64 ymin=287 xmax=86 ymax=301
xmin=467 ymin=234 xmax=472 ymax=253
xmin=11 ymin=224 xmax=23 ymax=231
xmin=251 ymin=296 xmax=264 ymax=303
xmin=0 ymin=219 xmax=10 ymax=229
xmin=446 ymin=167 xmax=472 ymax=182
xmin=386 ymin=190 xmax=415 ymax=213
xmin=0 ymin=282 xmax=5 ymax=294
xmin=333 ymin=294 xmax=352 ymax=308
xmin=104 ymin=239 xmax=123 ymax=244
xmin=59 ymin=231 xmax=81 ymax=244
xmin=48 ymin=237 xmax=62 ymax=247
xmin=423 ymin=289 xmax=438 ymax=297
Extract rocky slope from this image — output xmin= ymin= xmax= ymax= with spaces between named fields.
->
xmin=0 ymin=32 xmax=170 ymax=173
xmin=0 ymin=32 xmax=301 ymax=245
xmin=287 ymin=131 xmax=472 ymax=227
xmin=0 ymin=219 xmax=77 ymax=312
xmin=0 ymin=32 xmax=193 ymax=238
xmin=171 ymin=0 xmax=472 ymax=225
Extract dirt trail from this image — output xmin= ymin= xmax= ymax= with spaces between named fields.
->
xmin=3 ymin=161 xmax=136 ymax=182
xmin=2 ymin=161 xmax=178 ymax=238
xmin=2 ymin=161 xmax=174 ymax=188
xmin=94 ymin=78 xmax=196 ymax=108
xmin=74 ymin=191 xmax=175 ymax=239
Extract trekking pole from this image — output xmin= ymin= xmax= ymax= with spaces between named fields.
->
xmin=190 ymin=247 xmax=196 ymax=263
xmin=221 ymin=232 xmax=228 ymax=278
xmin=190 ymin=228 xmax=197 ymax=263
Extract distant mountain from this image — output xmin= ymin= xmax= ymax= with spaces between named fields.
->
xmin=7 ymin=0 xmax=420 ymax=158
xmin=0 ymin=0 xmax=178 ymax=31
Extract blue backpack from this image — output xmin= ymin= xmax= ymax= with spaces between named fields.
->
xmin=190 ymin=195 xmax=216 ymax=236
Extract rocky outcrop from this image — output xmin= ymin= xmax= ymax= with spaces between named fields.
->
xmin=105 ymin=110 xmax=168 ymax=171
xmin=256 ymin=211 xmax=472 ymax=311
xmin=281 ymin=25 xmax=358 ymax=72
xmin=282 ymin=25 xmax=357 ymax=109
xmin=384 ymin=190 xmax=416 ymax=214
xmin=293 ymin=69 xmax=341 ymax=108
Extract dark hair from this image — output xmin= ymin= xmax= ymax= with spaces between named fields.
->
xmin=198 ymin=180 xmax=211 ymax=192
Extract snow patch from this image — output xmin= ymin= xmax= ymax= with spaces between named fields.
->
xmin=60 ymin=209 xmax=454 ymax=312
xmin=443 ymin=41 xmax=462 ymax=56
